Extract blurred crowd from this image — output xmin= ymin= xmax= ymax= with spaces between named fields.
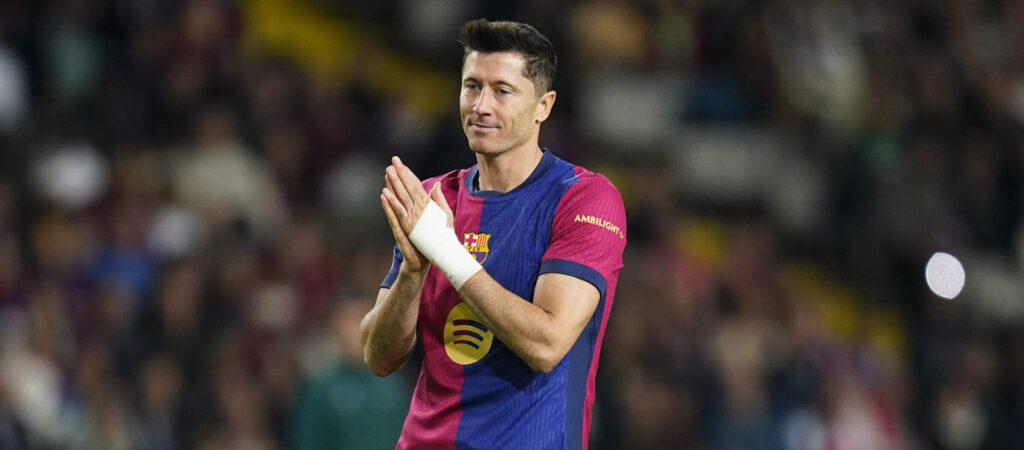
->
xmin=0 ymin=0 xmax=1022 ymax=449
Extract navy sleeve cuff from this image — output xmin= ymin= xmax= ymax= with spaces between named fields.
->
xmin=380 ymin=245 xmax=403 ymax=289
xmin=538 ymin=259 xmax=607 ymax=298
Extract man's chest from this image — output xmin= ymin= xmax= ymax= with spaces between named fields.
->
xmin=451 ymin=197 xmax=559 ymax=276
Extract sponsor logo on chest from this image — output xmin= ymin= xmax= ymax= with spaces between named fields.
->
xmin=444 ymin=302 xmax=493 ymax=365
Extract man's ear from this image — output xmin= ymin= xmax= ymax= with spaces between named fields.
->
xmin=534 ymin=90 xmax=557 ymax=124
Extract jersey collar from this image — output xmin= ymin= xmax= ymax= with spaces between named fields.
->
xmin=465 ymin=149 xmax=555 ymax=198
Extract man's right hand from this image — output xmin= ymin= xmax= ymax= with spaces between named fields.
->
xmin=382 ymin=185 xmax=429 ymax=274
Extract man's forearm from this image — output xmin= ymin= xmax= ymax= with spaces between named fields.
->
xmin=456 ymin=271 xmax=570 ymax=374
xmin=381 ymin=159 xmax=598 ymax=374
xmin=361 ymin=266 xmax=427 ymax=376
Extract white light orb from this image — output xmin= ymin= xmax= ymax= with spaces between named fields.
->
xmin=925 ymin=252 xmax=966 ymax=300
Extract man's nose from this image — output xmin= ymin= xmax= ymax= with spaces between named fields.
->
xmin=473 ymin=89 xmax=495 ymax=114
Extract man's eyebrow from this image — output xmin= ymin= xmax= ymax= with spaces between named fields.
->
xmin=493 ymin=80 xmax=519 ymax=91
xmin=461 ymin=77 xmax=520 ymax=91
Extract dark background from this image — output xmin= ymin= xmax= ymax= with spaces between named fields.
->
xmin=0 ymin=0 xmax=1022 ymax=448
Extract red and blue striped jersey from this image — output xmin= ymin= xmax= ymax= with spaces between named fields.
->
xmin=381 ymin=150 xmax=626 ymax=450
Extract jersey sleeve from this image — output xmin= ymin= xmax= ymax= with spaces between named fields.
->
xmin=539 ymin=175 xmax=627 ymax=297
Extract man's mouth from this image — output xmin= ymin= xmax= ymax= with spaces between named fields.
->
xmin=469 ymin=122 xmax=497 ymax=130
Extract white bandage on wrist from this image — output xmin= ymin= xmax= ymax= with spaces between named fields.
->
xmin=408 ymin=201 xmax=482 ymax=289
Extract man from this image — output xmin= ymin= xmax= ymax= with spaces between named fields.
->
xmin=360 ymin=19 xmax=626 ymax=450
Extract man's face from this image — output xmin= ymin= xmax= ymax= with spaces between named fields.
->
xmin=460 ymin=51 xmax=552 ymax=155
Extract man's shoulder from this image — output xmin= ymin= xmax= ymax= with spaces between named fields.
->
xmin=556 ymin=163 xmax=622 ymax=201
xmin=421 ymin=168 xmax=468 ymax=192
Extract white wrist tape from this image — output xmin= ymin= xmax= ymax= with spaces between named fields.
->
xmin=408 ymin=202 xmax=482 ymax=289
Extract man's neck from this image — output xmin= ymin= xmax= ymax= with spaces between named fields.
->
xmin=476 ymin=146 xmax=544 ymax=193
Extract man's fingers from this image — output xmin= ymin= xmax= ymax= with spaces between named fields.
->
xmin=430 ymin=182 xmax=455 ymax=228
xmin=385 ymin=173 xmax=406 ymax=210
xmin=382 ymin=191 xmax=401 ymax=234
xmin=392 ymin=157 xmax=427 ymax=199
xmin=387 ymin=166 xmax=415 ymax=210
xmin=382 ymin=188 xmax=410 ymax=227
xmin=382 ymin=193 xmax=426 ymax=271
xmin=430 ymin=182 xmax=453 ymax=214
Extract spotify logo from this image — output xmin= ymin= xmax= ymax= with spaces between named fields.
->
xmin=444 ymin=303 xmax=494 ymax=365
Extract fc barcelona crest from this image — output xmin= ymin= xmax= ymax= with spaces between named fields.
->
xmin=463 ymin=232 xmax=491 ymax=264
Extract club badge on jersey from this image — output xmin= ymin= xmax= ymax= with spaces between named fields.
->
xmin=463 ymin=232 xmax=491 ymax=264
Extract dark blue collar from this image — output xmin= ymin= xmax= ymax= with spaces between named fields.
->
xmin=465 ymin=149 xmax=555 ymax=198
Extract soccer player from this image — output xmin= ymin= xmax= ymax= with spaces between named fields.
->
xmin=360 ymin=19 xmax=627 ymax=450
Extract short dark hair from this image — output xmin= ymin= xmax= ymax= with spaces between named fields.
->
xmin=457 ymin=19 xmax=557 ymax=94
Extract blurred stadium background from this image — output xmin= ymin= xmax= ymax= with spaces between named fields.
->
xmin=0 ymin=0 xmax=1023 ymax=448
